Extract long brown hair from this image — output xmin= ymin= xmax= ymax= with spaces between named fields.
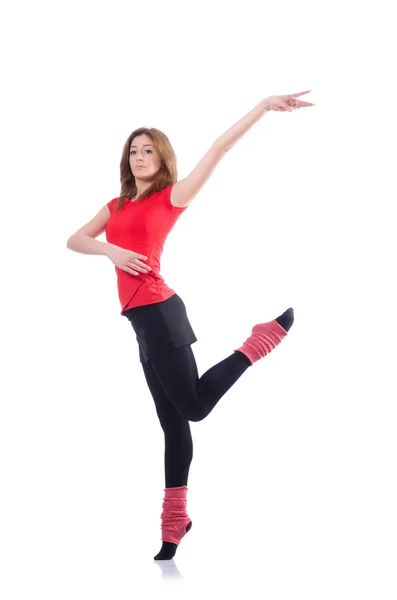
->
xmin=115 ymin=127 xmax=178 ymax=211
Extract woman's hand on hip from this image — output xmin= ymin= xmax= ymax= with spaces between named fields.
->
xmin=107 ymin=245 xmax=152 ymax=276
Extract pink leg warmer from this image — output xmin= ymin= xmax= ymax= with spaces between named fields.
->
xmin=235 ymin=319 xmax=288 ymax=365
xmin=160 ymin=485 xmax=192 ymax=545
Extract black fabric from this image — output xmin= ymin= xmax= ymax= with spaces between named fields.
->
xmin=125 ymin=292 xmax=250 ymax=489
xmin=149 ymin=345 xmax=251 ymax=422
xmin=122 ymin=293 xmax=197 ymax=363
xmin=126 ymin=297 xmax=293 ymax=561
xmin=140 ymin=355 xmax=193 ymax=488
xmin=141 ymin=345 xmax=251 ymax=487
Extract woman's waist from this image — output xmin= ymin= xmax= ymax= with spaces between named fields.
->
xmin=116 ymin=265 xmax=163 ymax=281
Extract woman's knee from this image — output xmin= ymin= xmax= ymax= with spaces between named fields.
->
xmin=177 ymin=405 xmax=205 ymax=422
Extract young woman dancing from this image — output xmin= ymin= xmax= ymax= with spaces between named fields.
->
xmin=67 ymin=90 xmax=314 ymax=561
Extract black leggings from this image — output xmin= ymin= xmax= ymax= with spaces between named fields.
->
xmin=140 ymin=345 xmax=251 ymax=488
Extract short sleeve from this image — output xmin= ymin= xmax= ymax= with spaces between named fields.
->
xmin=164 ymin=183 xmax=189 ymax=213
xmin=107 ymin=197 xmax=119 ymax=214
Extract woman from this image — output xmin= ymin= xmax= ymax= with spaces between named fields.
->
xmin=67 ymin=90 xmax=314 ymax=561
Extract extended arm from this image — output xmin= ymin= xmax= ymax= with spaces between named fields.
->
xmin=170 ymin=98 xmax=271 ymax=208
xmin=215 ymin=98 xmax=271 ymax=153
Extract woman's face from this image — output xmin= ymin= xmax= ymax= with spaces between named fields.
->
xmin=129 ymin=134 xmax=162 ymax=181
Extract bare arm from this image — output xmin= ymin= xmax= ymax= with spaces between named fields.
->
xmin=214 ymin=99 xmax=271 ymax=153
xmin=66 ymin=234 xmax=116 ymax=257
xmin=66 ymin=204 xmax=117 ymax=257
xmin=170 ymin=98 xmax=272 ymax=207
xmin=171 ymin=91 xmax=314 ymax=207
xmin=215 ymin=90 xmax=313 ymax=152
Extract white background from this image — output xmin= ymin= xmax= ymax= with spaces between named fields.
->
xmin=1 ymin=0 xmax=396 ymax=598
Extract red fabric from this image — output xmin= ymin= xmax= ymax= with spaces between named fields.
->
xmin=105 ymin=184 xmax=188 ymax=314
xmin=160 ymin=486 xmax=191 ymax=545
xmin=235 ymin=319 xmax=288 ymax=365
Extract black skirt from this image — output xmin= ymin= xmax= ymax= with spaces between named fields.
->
xmin=122 ymin=293 xmax=198 ymax=363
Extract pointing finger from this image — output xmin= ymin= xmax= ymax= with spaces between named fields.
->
xmin=285 ymin=90 xmax=312 ymax=98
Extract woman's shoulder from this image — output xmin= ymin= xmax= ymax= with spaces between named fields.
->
xmin=107 ymin=197 xmax=119 ymax=212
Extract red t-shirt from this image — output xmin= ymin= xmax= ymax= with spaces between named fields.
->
xmin=105 ymin=183 xmax=189 ymax=314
